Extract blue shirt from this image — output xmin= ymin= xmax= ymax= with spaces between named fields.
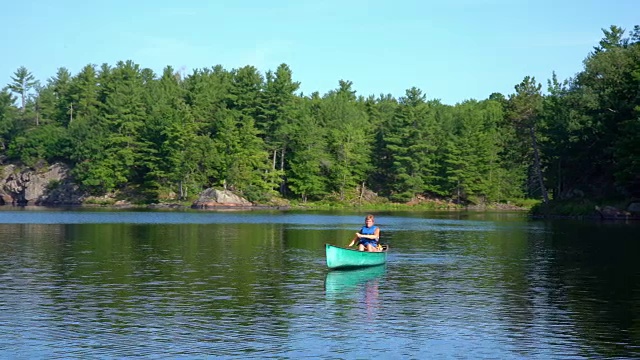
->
xmin=360 ymin=225 xmax=379 ymax=241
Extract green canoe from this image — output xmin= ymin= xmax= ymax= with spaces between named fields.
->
xmin=325 ymin=243 xmax=388 ymax=270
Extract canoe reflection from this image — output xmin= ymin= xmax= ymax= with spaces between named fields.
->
xmin=324 ymin=265 xmax=386 ymax=295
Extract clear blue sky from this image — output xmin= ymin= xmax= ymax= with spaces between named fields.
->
xmin=1 ymin=0 xmax=637 ymax=105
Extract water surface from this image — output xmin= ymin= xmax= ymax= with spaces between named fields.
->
xmin=1 ymin=208 xmax=639 ymax=358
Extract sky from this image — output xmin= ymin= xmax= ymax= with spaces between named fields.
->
xmin=1 ymin=0 xmax=638 ymax=105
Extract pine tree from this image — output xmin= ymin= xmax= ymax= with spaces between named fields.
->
xmin=320 ymin=81 xmax=372 ymax=201
xmin=47 ymin=67 xmax=73 ymax=126
xmin=366 ymin=94 xmax=398 ymax=195
xmin=0 ymin=89 xmax=18 ymax=152
xmin=8 ymin=66 xmax=38 ymax=112
xmin=507 ymin=76 xmax=549 ymax=203
xmin=286 ymin=98 xmax=328 ymax=201
xmin=69 ymin=65 xmax=100 ymax=124
xmin=384 ymin=87 xmax=438 ymax=201
xmin=258 ymin=63 xmax=300 ymax=195
xmin=141 ymin=66 xmax=198 ymax=200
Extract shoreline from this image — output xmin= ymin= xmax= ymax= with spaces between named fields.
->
xmin=2 ymin=201 xmax=638 ymax=221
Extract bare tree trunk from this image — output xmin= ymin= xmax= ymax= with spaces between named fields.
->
xmin=279 ymin=147 xmax=286 ymax=195
xmin=272 ymin=149 xmax=277 ymax=170
xmin=529 ymin=125 xmax=549 ymax=204
xmin=556 ymin=159 xmax=561 ymax=199
xmin=280 ymin=147 xmax=285 ymax=171
xmin=35 ymin=97 xmax=39 ymax=126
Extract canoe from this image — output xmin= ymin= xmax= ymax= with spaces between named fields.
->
xmin=325 ymin=243 xmax=388 ymax=270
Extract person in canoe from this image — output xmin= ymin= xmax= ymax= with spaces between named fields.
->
xmin=348 ymin=214 xmax=381 ymax=252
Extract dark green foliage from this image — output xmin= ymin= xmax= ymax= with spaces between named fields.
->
xmin=48 ymin=67 xmax=74 ymax=127
xmin=69 ymin=65 xmax=101 ymax=123
xmin=506 ymin=76 xmax=549 ymax=202
xmin=0 ymin=89 xmax=18 ymax=152
xmin=211 ymin=107 xmax=271 ymax=197
xmin=366 ymin=94 xmax=398 ymax=195
xmin=1 ymin=25 xmax=637 ymax=206
xmin=541 ymin=25 xmax=640 ymax=199
xmin=442 ymin=100 xmax=502 ymax=202
xmin=320 ymin=81 xmax=372 ymax=200
xmin=7 ymin=124 xmax=68 ymax=166
xmin=286 ymin=98 xmax=328 ymax=202
xmin=257 ymin=63 xmax=301 ymax=195
xmin=139 ymin=66 xmax=198 ymax=200
xmin=384 ymin=87 xmax=439 ymax=201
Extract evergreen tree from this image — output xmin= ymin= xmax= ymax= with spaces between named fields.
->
xmin=229 ymin=65 xmax=263 ymax=118
xmin=285 ymin=97 xmax=328 ymax=201
xmin=7 ymin=124 xmax=68 ymax=166
xmin=442 ymin=100 xmax=502 ymax=202
xmin=320 ymin=80 xmax=372 ymax=201
xmin=184 ymin=65 xmax=233 ymax=126
xmin=570 ymin=26 xmax=640 ymax=197
xmin=0 ymin=89 xmax=18 ymax=152
xmin=32 ymin=83 xmax=56 ymax=126
xmin=69 ymin=64 xmax=101 ymax=124
xmin=366 ymin=94 xmax=398 ymax=195
xmin=211 ymin=107 xmax=271 ymax=201
xmin=48 ymin=67 xmax=73 ymax=126
xmin=507 ymin=76 xmax=549 ymax=203
xmin=67 ymin=64 xmax=105 ymax=191
xmin=141 ymin=66 xmax=199 ymax=200
xmin=384 ymin=87 xmax=438 ymax=201
xmin=258 ymin=63 xmax=300 ymax=195
xmin=8 ymin=66 xmax=38 ymax=112
xmin=74 ymin=61 xmax=148 ymax=193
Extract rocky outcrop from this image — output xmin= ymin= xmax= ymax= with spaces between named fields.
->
xmin=0 ymin=163 xmax=85 ymax=205
xmin=192 ymin=188 xmax=252 ymax=208
xmin=595 ymin=204 xmax=640 ymax=220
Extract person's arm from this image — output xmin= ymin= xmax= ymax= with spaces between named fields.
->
xmin=348 ymin=233 xmax=359 ymax=247
xmin=357 ymin=228 xmax=380 ymax=241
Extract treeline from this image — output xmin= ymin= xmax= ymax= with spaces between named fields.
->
xmin=0 ymin=25 xmax=638 ymax=205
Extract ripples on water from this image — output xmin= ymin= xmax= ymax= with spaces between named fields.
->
xmin=0 ymin=210 xmax=639 ymax=358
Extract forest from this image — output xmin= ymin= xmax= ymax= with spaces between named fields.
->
xmin=0 ymin=25 xmax=638 ymax=212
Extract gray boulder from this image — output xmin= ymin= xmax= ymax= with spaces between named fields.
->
xmin=0 ymin=163 xmax=85 ymax=205
xmin=192 ymin=188 xmax=252 ymax=208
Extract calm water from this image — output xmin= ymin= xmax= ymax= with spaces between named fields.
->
xmin=1 ymin=208 xmax=639 ymax=359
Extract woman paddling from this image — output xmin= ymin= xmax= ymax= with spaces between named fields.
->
xmin=348 ymin=214 xmax=381 ymax=252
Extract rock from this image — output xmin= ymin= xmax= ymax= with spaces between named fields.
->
xmin=628 ymin=202 xmax=640 ymax=213
xmin=595 ymin=205 xmax=632 ymax=219
xmin=192 ymin=188 xmax=252 ymax=208
xmin=0 ymin=163 xmax=85 ymax=205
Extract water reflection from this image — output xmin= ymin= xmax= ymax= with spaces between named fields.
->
xmin=0 ymin=211 xmax=639 ymax=358
xmin=324 ymin=265 xmax=386 ymax=296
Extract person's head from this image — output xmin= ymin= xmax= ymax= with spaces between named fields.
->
xmin=364 ymin=214 xmax=375 ymax=226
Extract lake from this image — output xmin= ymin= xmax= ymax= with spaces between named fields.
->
xmin=0 ymin=208 xmax=639 ymax=359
